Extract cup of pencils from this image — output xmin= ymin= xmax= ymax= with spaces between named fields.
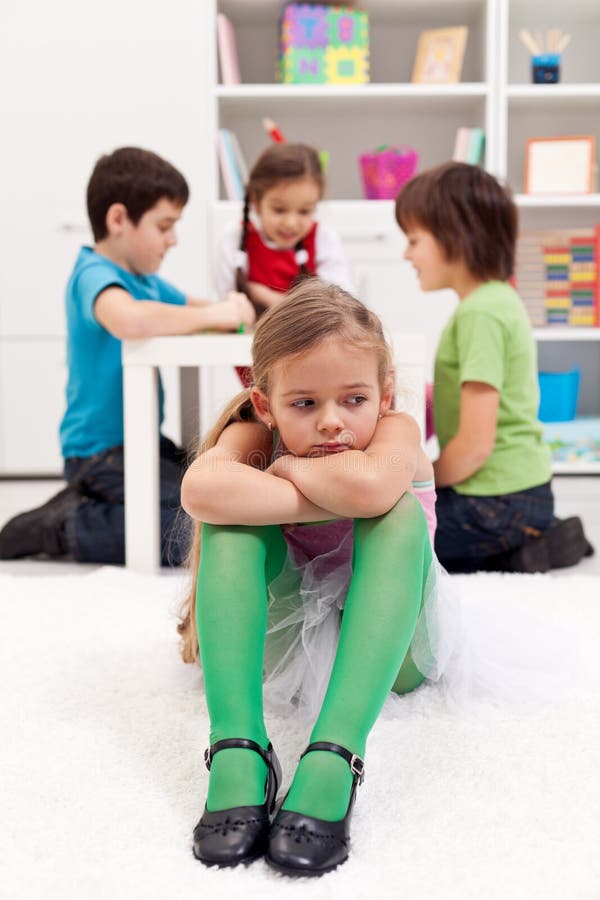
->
xmin=519 ymin=28 xmax=571 ymax=84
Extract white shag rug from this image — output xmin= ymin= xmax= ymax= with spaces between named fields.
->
xmin=2 ymin=566 xmax=599 ymax=900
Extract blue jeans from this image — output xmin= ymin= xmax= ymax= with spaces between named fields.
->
xmin=434 ymin=481 xmax=554 ymax=573
xmin=63 ymin=436 xmax=190 ymax=566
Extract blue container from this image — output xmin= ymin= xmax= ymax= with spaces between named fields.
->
xmin=532 ymin=53 xmax=560 ymax=84
xmin=538 ymin=368 xmax=580 ymax=422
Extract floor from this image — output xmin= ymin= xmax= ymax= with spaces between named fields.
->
xmin=1 ymin=476 xmax=599 ymax=576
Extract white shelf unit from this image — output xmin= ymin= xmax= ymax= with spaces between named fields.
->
xmin=498 ymin=0 xmax=600 ymax=474
xmin=207 ymin=0 xmax=600 ymax=474
xmin=552 ymin=461 xmax=600 ymax=475
xmin=536 ymin=330 xmax=600 ymax=474
xmin=206 ymin=0 xmax=494 ymax=410
xmin=212 ymin=0 xmax=498 ymax=201
xmin=498 ymin=0 xmax=600 ymax=190
xmin=533 ymin=329 xmax=600 ymax=341
xmin=203 ymin=0 xmax=494 ymax=426
xmin=516 ymin=194 xmax=600 ymax=208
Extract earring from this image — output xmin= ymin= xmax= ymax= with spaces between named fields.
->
xmin=377 ymin=413 xmax=383 ymax=420
xmin=267 ymin=421 xmax=274 ymax=432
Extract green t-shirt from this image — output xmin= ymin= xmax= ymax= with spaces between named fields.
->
xmin=434 ymin=281 xmax=551 ymax=496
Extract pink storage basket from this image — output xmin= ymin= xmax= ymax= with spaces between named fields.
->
xmin=359 ymin=146 xmax=419 ymax=200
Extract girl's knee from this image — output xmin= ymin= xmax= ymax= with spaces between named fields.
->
xmin=200 ymin=522 xmax=286 ymax=576
xmin=201 ymin=521 xmax=274 ymax=547
xmin=392 ymin=650 xmax=427 ymax=695
xmin=355 ymin=492 xmax=429 ymax=548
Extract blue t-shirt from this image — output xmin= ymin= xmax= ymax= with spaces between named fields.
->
xmin=59 ymin=247 xmax=186 ymax=458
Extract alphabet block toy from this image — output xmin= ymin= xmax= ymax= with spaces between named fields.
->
xmin=278 ymin=4 xmax=369 ymax=84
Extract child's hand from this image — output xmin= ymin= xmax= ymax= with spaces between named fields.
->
xmin=266 ymin=455 xmax=285 ymax=477
xmin=247 ymin=282 xmax=286 ymax=310
xmin=220 ymin=291 xmax=257 ymax=330
xmin=267 ymin=453 xmax=304 ymax=482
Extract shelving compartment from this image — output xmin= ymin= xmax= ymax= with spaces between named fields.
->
xmin=214 ymin=0 xmax=492 ymax=199
xmin=506 ymin=102 xmax=600 ymax=197
xmin=508 ymin=0 xmax=600 ymax=85
xmin=217 ymin=90 xmax=488 ymax=200
xmin=218 ymin=0 xmax=489 ymax=85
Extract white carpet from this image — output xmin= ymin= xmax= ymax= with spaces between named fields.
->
xmin=2 ymin=566 xmax=599 ymax=900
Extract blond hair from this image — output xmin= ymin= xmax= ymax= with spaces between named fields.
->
xmin=177 ymin=278 xmax=392 ymax=662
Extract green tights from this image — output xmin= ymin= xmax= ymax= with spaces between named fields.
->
xmin=196 ymin=492 xmax=433 ymax=821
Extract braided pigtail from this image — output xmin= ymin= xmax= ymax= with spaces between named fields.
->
xmin=290 ymin=238 xmax=311 ymax=288
xmin=235 ymin=191 xmax=251 ymax=296
xmin=236 ymin=190 xmax=266 ymax=316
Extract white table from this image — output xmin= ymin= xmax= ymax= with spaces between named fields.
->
xmin=122 ymin=332 xmax=425 ymax=573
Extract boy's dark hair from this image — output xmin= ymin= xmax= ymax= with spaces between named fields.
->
xmin=395 ymin=162 xmax=517 ymax=281
xmin=87 ymin=147 xmax=189 ymax=242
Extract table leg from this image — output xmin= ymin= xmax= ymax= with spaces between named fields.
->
xmin=124 ymin=364 xmax=160 ymax=572
xmin=180 ymin=366 xmax=200 ymax=452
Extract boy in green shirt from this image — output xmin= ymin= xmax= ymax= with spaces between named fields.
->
xmin=395 ymin=162 xmax=592 ymax=572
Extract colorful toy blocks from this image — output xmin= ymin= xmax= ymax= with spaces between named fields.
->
xmin=278 ymin=4 xmax=369 ymax=84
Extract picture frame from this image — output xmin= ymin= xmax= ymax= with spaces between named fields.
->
xmin=411 ymin=27 xmax=468 ymax=84
xmin=525 ymin=136 xmax=596 ymax=194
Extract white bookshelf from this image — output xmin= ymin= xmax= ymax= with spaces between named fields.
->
xmin=516 ymin=195 xmax=600 ymax=208
xmin=501 ymin=0 xmax=600 ymax=474
xmin=534 ymin=329 xmax=600 ymax=342
xmin=552 ymin=462 xmax=600 ymax=475
xmin=208 ymin=0 xmax=600 ymax=474
xmin=210 ymin=0 xmax=496 ymax=200
xmin=216 ymin=84 xmax=490 ymax=99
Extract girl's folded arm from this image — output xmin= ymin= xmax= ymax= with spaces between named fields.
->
xmin=180 ymin=421 xmax=337 ymax=525
xmin=270 ymin=412 xmax=420 ymax=518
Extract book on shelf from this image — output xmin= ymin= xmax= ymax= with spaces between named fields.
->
xmin=452 ymin=126 xmax=485 ymax=165
xmin=216 ymin=12 xmax=241 ymax=85
xmin=514 ymin=226 xmax=600 ymax=327
xmin=217 ymin=129 xmax=247 ymax=201
xmin=228 ymin=130 xmax=248 ymax=185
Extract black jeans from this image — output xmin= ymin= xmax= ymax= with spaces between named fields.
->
xmin=434 ymin=481 xmax=555 ymax=574
xmin=63 ymin=436 xmax=190 ymax=566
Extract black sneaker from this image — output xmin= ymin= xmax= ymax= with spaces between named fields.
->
xmin=0 ymin=485 xmax=80 ymax=559
xmin=501 ymin=535 xmax=551 ymax=574
xmin=546 ymin=516 xmax=591 ymax=569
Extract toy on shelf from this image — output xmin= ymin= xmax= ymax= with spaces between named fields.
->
xmin=278 ymin=4 xmax=369 ymax=85
xmin=518 ymin=28 xmax=571 ymax=84
xmin=538 ymin=368 xmax=580 ymax=422
xmin=359 ymin=146 xmax=418 ymax=200
xmin=514 ymin=226 xmax=600 ymax=327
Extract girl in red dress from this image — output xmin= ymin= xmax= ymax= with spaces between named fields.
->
xmin=215 ymin=143 xmax=353 ymax=384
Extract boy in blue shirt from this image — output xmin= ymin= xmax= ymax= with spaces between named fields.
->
xmin=0 ymin=147 xmax=255 ymax=565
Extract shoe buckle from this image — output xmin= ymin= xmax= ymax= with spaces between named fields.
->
xmin=204 ymin=747 xmax=212 ymax=771
xmin=350 ymin=753 xmax=365 ymax=784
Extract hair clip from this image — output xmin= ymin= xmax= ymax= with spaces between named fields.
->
xmin=295 ymin=248 xmax=309 ymax=266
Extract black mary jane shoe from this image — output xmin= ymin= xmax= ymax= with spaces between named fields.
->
xmin=266 ymin=741 xmax=365 ymax=877
xmin=192 ymin=738 xmax=282 ymax=868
